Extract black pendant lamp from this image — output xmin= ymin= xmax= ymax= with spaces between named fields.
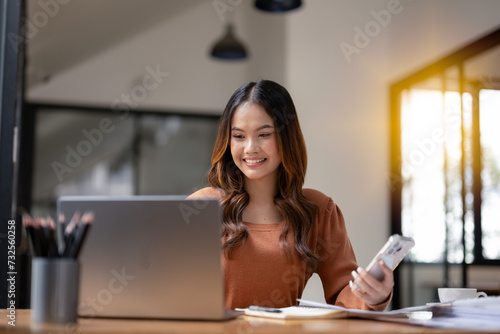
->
xmin=210 ymin=23 xmax=248 ymax=60
xmin=255 ymin=0 xmax=302 ymax=13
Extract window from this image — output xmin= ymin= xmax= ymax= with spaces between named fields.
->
xmin=479 ymin=89 xmax=500 ymax=260
xmin=389 ymin=27 xmax=500 ymax=308
xmin=30 ymin=105 xmax=218 ymax=216
xmin=400 ymin=87 xmax=500 ymax=264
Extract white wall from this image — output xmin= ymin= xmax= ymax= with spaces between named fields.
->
xmin=26 ymin=0 xmax=500 ymax=304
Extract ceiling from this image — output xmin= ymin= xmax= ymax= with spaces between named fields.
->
xmin=26 ymin=0 xmax=202 ymax=87
xmin=26 ymin=1 xmax=500 ymax=90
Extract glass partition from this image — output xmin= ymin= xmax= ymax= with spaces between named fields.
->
xmin=31 ymin=106 xmax=218 ymax=216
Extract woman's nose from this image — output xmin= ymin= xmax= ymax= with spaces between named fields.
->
xmin=245 ymin=138 xmax=259 ymax=153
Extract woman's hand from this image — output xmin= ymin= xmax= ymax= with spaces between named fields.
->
xmin=349 ymin=260 xmax=394 ymax=305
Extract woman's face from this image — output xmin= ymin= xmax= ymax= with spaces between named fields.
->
xmin=230 ymin=102 xmax=281 ymax=184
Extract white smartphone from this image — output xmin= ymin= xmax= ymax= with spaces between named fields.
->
xmin=365 ymin=234 xmax=415 ymax=281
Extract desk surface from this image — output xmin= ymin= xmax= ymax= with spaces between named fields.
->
xmin=0 ymin=309 xmax=490 ymax=334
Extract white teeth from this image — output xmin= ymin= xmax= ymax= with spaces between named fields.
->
xmin=245 ymin=158 xmax=265 ymax=164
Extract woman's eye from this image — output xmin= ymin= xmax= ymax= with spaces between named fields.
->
xmin=232 ymin=134 xmax=244 ymax=139
xmin=259 ymin=133 xmax=272 ymax=138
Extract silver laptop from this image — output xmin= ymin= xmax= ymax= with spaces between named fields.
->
xmin=57 ymin=195 xmax=240 ymax=320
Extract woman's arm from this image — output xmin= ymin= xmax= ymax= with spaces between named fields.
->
xmin=308 ymin=191 xmax=392 ymax=311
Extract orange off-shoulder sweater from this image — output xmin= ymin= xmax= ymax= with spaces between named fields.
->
xmin=187 ymin=187 xmax=391 ymax=311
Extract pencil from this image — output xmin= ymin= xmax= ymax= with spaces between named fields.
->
xmin=21 ymin=210 xmax=94 ymax=259
xmin=40 ymin=217 xmax=52 ymax=257
xmin=63 ymin=212 xmax=81 ymax=257
xmin=57 ymin=213 xmax=66 ymax=257
xmin=68 ymin=211 xmax=94 ymax=259
xmin=23 ymin=214 xmax=41 ymax=257
xmin=33 ymin=217 xmax=47 ymax=257
xmin=46 ymin=216 xmax=59 ymax=257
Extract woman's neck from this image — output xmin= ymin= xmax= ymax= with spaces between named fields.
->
xmin=245 ymin=178 xmax=276 ymax=204
xmin=242 ymin=174 xmax=282 ymax=224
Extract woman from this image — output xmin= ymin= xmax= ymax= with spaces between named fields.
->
xmin=188 ymin=80 xmax=393 ymax=310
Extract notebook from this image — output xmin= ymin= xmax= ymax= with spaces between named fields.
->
xmin=237 ymin=305 xmax=348 ymax=320
xmin=57 ymin=195 xmax=240 ymax=320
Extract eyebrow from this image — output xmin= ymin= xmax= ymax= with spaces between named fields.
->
xmin=231 ymin=125 xmax=274 ymax=131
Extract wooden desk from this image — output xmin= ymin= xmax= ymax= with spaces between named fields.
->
xmin=0 ymin=309 xmax=492 ymax=334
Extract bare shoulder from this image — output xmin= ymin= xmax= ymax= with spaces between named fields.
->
xmin=187 ymin=187 xmax=224 ymax=200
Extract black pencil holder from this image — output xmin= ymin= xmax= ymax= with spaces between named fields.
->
xmin=31 ymin=258 xmax=80 ymax=324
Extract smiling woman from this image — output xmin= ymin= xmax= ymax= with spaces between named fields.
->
xmin=189 ymin=80 xmax=394 ymax=311
xmin=230 ymin=102 xmax=282 ymax=186
xmin=205 ymin=80 xmax=314 ymax=264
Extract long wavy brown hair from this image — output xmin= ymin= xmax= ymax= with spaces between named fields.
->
xmin=208 ymin=80 xmax=319 ymax=270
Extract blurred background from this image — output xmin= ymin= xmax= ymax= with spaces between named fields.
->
xmin=5 ymin=0 xmax=500 ymax=308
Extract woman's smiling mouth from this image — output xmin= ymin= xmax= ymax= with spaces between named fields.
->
xmin=243 ymin=158 xmax=267 ymax=166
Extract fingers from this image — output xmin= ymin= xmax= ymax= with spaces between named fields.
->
xmin=352 ymin=267 xmax=379 ymax=296
xmin=350 ymin=260 xmax=394 ymax=305
xmin=349 ymin=271 xmax=366 ymax=294
xmin=372 ymin=260 xmax=395 ymax=289
xmin=378 ymin=260 xmax=393 ymax=277
xmin=350 ymin=280 xmax=368 ymax=299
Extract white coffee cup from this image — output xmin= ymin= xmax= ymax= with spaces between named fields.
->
xmin=438 ymin=288 xmax=487 ymax=303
